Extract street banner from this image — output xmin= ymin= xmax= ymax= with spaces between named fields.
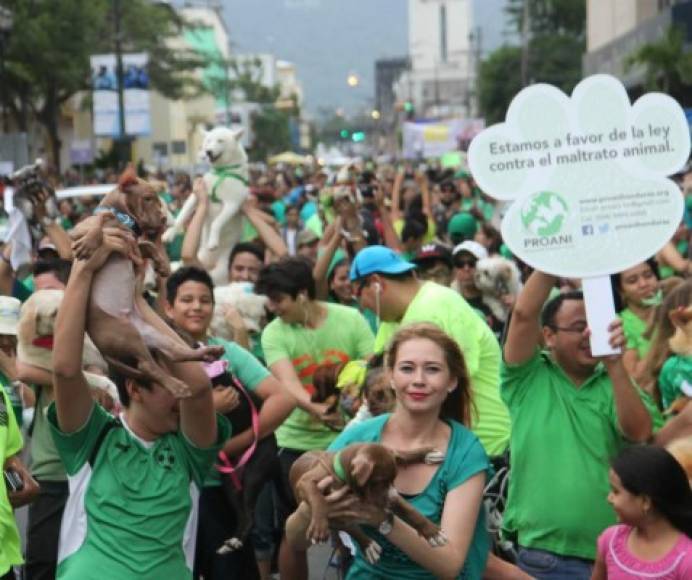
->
xmin=469 ymin=74 xmax=690 ymax=354
xmin=90 ymin=53 xmax=151 ymax=137
xmin=403 ymin=118 xmax=484 ymax=159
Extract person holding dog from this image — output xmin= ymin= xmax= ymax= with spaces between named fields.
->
xmin=287 ymin=323 xmax=490 ymax=579
xmin=49 ymin=226 xmax=230 ymax=580
xmin=163 ymin=265 xmax=294 ymax=580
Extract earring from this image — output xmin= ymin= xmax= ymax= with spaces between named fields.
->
xmin=390 ymin=380 xmax=396 ymax=390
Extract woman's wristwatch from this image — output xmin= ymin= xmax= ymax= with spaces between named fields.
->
xmin=378 ymin=512 xmax=395 ymax=536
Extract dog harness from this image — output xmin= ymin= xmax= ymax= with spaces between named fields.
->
xmin=94 ymin=206 xmax=142 ymax=236
xmin=332 ymin=451 xmax=347 ymax=483
xmin=210 ymin=164 xmax=249 ymax=203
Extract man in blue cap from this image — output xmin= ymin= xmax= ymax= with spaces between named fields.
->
xmin=350 ymin=245 xmax=510 ymax=458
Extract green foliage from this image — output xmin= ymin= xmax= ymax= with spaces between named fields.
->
xmin=625 ymin=25 xmax=692 ymax=105
xmin=506 ymin=0 xmax=585 ymax=38
xmin=479 ymin=1 xmax=585 ymax=124
xmin=250 ymin=106 xmax=291 ymax=162
xmin=478 ymin=47 xmax=521 ymax=125
xmin=0 ymin=0 xmax=210 ymax=169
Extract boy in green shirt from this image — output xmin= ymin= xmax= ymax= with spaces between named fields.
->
xmin=49 ymin=226 xmax=229 ymax=580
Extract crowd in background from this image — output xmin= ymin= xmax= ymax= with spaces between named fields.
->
xmin=0 ymin=156 xmax=691 ymax=580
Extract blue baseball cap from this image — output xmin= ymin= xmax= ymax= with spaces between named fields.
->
xmin=350 ymin=245 xmax=417 ymax=282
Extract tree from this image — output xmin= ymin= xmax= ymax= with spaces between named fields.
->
xmin=626 ymin=25 xmax=692 ymax=106
xmin=478 ymin=0 xmax=585 ymax=123
xmin=0 ymin=0 xmax=208 ymax=171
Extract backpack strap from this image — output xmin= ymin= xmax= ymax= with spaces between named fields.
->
xmin=27 ymin=384 xmax=42 ymax=438
xmin=88 ymin=417 xmax=122 ymax=467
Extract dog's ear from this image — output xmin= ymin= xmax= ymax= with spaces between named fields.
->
xmin=349 ymin=453 xmax=375 ymax=487
xmin=198 ymin=125 xmax=209 ymax=139
xmin=118 ymin=165 xmax=139 ymax=192
xmin=231 ymin=127 xmax=245 ymax=141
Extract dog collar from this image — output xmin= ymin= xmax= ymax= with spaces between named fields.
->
xmin=332 ymin=451 xmax=347 ymax=483
xmin=94 ymin=206 xmax=142 ymax=236
xmin=210 ymin=164 xmax=249 ymax=203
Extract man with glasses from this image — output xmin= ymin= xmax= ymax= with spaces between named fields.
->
xmin=501 ymin=269 xmax=659 ymax=579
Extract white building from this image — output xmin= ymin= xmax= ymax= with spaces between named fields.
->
xmin=395 ymin=0 xmax=478 ymax=118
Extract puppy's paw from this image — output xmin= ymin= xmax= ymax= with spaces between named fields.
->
xmin=307 ymin=518 xmax=330 ymax=545
xmin=364 ymin=540 xmax=382 ymax=564
xmin=166 ymin=377 xmax=192 ymax=399
xmin=424 ymin=450 xmax=445 ymax=464
xmin=425 ymin=529 xmax=448 ymax=547
xmin=216 ymin=537 xmax=243 ymax=554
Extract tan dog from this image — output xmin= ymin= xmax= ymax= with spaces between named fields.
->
xmin=17 ymin=289 xmax=119 ymax=403
xmin=288 ymin=443 xmax=447 ymax=564
xmin=70 ymin=167 xmax=222 ymax=397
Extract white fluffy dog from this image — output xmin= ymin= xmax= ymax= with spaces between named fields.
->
xmin=163 ymin=126 xmax=249 ymax=284
xmin=210 ymin=283 xmax=268 ymax=341
xmin=17 ymin=289 xmax=119 ymax=403
xmin=474 ymin=256 xmax=523 ymax=323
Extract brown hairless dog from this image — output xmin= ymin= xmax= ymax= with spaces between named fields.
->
xmin=70 ymin=167 xmax=222 ymax=397
xmin=288 ymin=443 xmax=448 ymax=564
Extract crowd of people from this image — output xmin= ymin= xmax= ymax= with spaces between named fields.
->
xmin=0 ymin=157 xmax=691 ymax=580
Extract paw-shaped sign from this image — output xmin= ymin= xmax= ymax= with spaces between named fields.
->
xmin=469 ymin=74 xmax=690 ymax=277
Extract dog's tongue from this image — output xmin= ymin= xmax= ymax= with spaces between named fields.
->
xmin=32 ymin=336 xmax=54 ymax=350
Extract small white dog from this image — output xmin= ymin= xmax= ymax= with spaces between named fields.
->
xmin=210 ymin=283 xmax=268 ymax=342
xmin=163 ymin=126 xmax=249 ymax=284
xmin=474 ymin=256 xmax=523 ymax=323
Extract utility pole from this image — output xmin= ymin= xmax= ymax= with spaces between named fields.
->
xmin=114 ymin=0 xmax=131 ymax=168
xmin=521 ymin=0 xmax=531 ymax=87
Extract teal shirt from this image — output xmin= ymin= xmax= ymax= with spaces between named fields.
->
xmin=329 ymin=415 xmax=490 ymax=580
xmin=204 ymin=337 xmax=270 ymax=487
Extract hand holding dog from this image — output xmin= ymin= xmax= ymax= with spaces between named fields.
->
xmin=213 ymin=385 xmax=241 ymax=414
xmin=76 ymin=226 xmax=137 ymax=273
xmin=316 ymin=476 xmax=388 ymax=528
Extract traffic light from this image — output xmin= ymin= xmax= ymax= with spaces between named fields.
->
xmin=340 ymin=129 xmax=350 ymax=139
xmin=351 ymin=131 xmax=366 ymax=143
xmin=404 ymin=101 xmax=415 ymax=120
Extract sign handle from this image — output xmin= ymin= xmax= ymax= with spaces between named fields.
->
xmin=582 ymin=276 xmax=621 ymax=357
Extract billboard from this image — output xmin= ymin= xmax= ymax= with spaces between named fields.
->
xmin=90 ymin=53 xmax=151 ymax=137
xmin=402 ymin=118 xmax=485 ymax=159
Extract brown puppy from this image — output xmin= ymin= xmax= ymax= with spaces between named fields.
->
xmin=288 ymin=443 xmax=447 ymax=564
xmin=70 ymin=167 xmax=222 ymax=397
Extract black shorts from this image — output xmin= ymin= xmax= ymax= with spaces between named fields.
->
xmin=274 ymin=447 xmax=306 ymax=528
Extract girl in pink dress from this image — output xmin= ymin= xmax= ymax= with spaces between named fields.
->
xmin=592 ymin=445 xmax=692 ymax=579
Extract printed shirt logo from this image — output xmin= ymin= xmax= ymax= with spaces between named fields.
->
xmin=292 ymin=349 xmax=350 ymax=396
xmin=521 ymin=191 xmax=569 ymax=237
xmin=0 ymin=398 xmax=7 ymax=426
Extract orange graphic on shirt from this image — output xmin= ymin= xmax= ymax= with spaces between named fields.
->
xmin=292 ymin=349 xmax=350 ymax=396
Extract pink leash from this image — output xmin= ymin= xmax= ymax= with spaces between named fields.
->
xmin=215 ymin=377 xmax=260 ymax=491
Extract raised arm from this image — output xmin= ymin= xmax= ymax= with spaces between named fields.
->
xmin=504 ymin=270 xmax=556 ymax=365
xmin=52 ymin=227 xmax=135 ymax=433
xmin=374 ymin=183 xmax=402 ymax=251
xmin=390 ymin=169 xmax=404 ymax=223
xmin=181 ymin=178 xmax=209 ymax=268
xmin=313 ymin=217 xmax=343 ymax=300
xmin=242 ymin=200 xmax=288 ymax=259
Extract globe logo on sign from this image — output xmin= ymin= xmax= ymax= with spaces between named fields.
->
xmin=521 ymin=191 xmax=569 ymax=237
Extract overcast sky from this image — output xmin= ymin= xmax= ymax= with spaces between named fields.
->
xmin=175 ymin=0 xmax=513 ymax=116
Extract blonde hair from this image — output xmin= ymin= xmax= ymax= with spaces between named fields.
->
xmin=384 ymin=322 xmax=473 ymax=426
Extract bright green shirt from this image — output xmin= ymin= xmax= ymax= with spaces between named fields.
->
xmin=48 ymin=403 xmax=230 ymax=580
xmin=500 ymin=350 xmax=661 ymax=560
xmin=619 ymin=308 xmax=651 ymax=359
xmin=329 ymin=415 xmax=490 ymax=579
xmin=0 ymin=386 xmax=23 ymax=576
xmin=262 ymin=302 xmax=374 ymax=451
xmin=204 ymin=337 xmax=270 ymax=487
xmin=659 ymin=354 xmax=692 ymax=410
xmin=375 ymin=282 xmax=510 ymax=456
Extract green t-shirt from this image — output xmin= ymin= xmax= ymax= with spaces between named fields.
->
xmin=305 ymin=213 xmax=324 ymax=238
xmin=328 ymin=296 xmax=378 ymax=335
xmin=262 ymin=302 xmax=374 ymax=451
xmin=30 ymin=386 xmax=66 ymax=481
xmin=659 ymin=354 xmax=692 ymax=410
xmin=375 ymin=282 xmax=510 ymax=457
xmin=48 ymin=403 xmax=230 ymax=580
xmin=394 ymin=217 xmax=436 ymax=243
xmin=0 ymin=386 xmax=23 ymax=576
xmin=204 ymin=336 xmax=270 ymax=487
xmin=659 ymin=239 xmax=689 ymax=279
xmin=329 ymin=415 xmax=490 ymax=580
xmin=500 ymin=350 xmax=661 ymax=560
xmin=619 ymin=308 xmax=651 ymax=359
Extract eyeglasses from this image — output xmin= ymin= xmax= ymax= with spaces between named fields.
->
xmin=454 ymin=260 xmax=477 ymax=269
xmin=550 ymin=323 xmax=588 ymax=334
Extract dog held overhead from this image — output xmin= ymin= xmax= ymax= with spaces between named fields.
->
xmin=163 ymin=126 xmax=249 ymax=284
xmin=287 ymin=443 xmax=447 ymax=564
xmin=69 ymin=166 xmax=223 ymax=398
